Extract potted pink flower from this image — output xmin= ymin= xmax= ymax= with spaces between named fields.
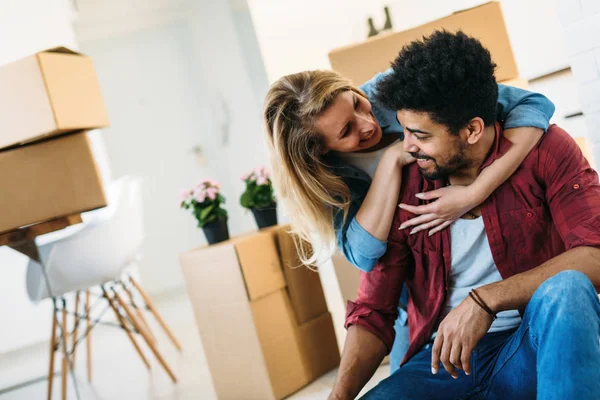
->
xmin=179 ymin=179 xmax=229 ymax=244
xmin=240 ymin=165 xmax=278 ymax=229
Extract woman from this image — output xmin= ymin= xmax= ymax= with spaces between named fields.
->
xmin=263 ymin=69 xmax=554 ymax=370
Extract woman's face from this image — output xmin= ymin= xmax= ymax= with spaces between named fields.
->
xmin=313 ymin=90 xmax=383 ymax=153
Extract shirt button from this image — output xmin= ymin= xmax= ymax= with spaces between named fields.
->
xmin=526 ymin=212 xmax=533 ymax=218
xmin=573 ymin=183 xmax=580 ymax=190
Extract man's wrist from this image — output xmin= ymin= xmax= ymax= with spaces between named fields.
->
xmin=476 ymin=283 xmax=502 ymax=313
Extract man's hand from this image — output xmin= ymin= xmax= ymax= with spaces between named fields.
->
xmin=431 ymin=295 xmax=494 ymax=378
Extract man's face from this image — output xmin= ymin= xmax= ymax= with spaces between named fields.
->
xmin=398 ymin=110 xmax=471 ymax=181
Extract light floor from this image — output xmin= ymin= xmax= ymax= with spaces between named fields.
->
xmin=0 ymin=289 xmax=389 ymax=399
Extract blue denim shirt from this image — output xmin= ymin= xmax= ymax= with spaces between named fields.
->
xmin=333 ymin=69 xmax=556 ymax=272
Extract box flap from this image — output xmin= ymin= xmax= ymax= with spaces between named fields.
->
xmin=270 ymin=225 xmax=328 ymax=324
xmin=37 ymin=52 xmax=110 ymax=130
xmin=235 ymin=231 xmax=286 ymax=301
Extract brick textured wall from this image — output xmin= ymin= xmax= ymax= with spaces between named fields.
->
xmin=559 ymin=0 xmax=600 ymax=166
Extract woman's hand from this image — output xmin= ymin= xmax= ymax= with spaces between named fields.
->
xmin=382 ymin=140 xmax=415 ymax=167
xmin=398 ymin=185 xmax=480 ymax=236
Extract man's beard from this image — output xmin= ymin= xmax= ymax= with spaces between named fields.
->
xmin=411 ymin=142 xmax=470 ymax=181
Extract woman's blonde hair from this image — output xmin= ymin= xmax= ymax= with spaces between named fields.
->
xmin=263 ymin=70 xmax=366 ymax=267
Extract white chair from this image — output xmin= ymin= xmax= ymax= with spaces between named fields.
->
xmin=25 ymin=176 xmax=180 ymax=399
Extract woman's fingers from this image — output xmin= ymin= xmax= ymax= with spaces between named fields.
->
xmin=428 ymin=220 xmax=453 ymax=236
xmin=398 ymin=202 xmax=437 ymax=215
xmin=399 ymin=214 xmax=437 ymax=230
xmin=409 ymin=219 xmax=443 ymax=235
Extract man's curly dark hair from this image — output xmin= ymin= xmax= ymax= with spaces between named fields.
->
xmin=375 ymin=30 xmax=498 ymax=134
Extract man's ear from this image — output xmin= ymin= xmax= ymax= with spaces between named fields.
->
xmin=465 ymin=117 xmax=485 ymax=145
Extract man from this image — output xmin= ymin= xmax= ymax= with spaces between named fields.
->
xmin=329 ymin=30 xmax=600 ymax=400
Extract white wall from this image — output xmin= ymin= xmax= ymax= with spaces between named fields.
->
xmin=248 ymin=0 xmax=569 ymax=83
xmin=0 ymin=0 xmax=79 ymax=354
xmin=75 ymin=0 xmax=271 ymax=295
xmin=558 ymin=0 xmax=600 ymax=165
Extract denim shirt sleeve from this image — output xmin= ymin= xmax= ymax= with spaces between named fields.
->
xmin=333 ymin=179 xmax=387 ymax=272
xmin=496 ymin=84 xmax=555 ymax=131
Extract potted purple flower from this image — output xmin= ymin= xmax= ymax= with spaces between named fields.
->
xmin=240 ymin=165 xmax=278 ymax=229
xmin=179 ymin=179 xmax=229 ymax=244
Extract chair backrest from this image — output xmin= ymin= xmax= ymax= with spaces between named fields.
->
xmin=27 ymin=176 xmax=145 ymax=301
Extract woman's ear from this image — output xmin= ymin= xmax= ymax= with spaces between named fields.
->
xmin=466 ymin=117 xmax=485 ymax=145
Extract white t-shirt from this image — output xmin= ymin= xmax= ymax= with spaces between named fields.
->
xmin=443 ymin=217 xmax=521 ymax=333
xmin=336 ymin=140 xmax=399 ymax=179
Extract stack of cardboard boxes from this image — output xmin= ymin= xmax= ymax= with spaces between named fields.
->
xmin=180 ymin=225 xmax=340 ymax=399
xmin=328 ymin=2 xmax=529 ymax=90
xmin=0 ymin=47 xmax=109 ymax=233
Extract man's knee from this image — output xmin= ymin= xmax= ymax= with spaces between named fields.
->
xmin=531 ymin=270 xmax=595 ymax=310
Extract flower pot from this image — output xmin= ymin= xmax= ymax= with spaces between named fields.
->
xmin=202 ymin=218 xmax=230 ymax=244
xmin=251 ymin=207 xmax=278 ymax=229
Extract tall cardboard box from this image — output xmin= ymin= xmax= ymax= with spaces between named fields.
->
xmin=328 ymin=2 xmax=518 ymax=85
xmin=0 ymin=47 xmax=109 ymax=150
xmin=181 ymin=231 xmax=339 ymax=399
xmin=268 ymin=225 xmax=329 ymax=324
xmin=180 ymin=232 xmax=302 ymax=400
xmin=0 ymin=131 xmax=107 ymax=234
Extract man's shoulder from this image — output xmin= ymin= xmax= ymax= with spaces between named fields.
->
xmin=534 ymin=124 xmax=589 ymax=172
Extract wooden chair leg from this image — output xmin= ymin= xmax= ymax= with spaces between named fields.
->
xmin=85 ymin=291 xmax=92 ymax=382
xmin=112 ymin=288 xmax=178 ymax=383
xmin=121 ymin=283 xmax=156 ymax=345
xmin=48 ymin=309 xmax=57 ymax=400
xmin=113 ymin=284 xmax=154 ymax=345
xmin=61 ymin=302 xmax=68 ymax=400
xmin=101 ymin=287 xmax=151 ymax=370
xmin=72 ymin=292 xmax=80 ymax=368
xmin=129 ymin=276 xmax=182 ymax=351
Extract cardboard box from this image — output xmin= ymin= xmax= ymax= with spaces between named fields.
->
xmin=0 ymin=132 xmax=107 ymax=234
xmin=0 ymin=47 xmax=109 ymax=150
xmin=499 ymin=77 xmax=529 ymax=90
xmin=297 ymin=312 xmax=341 ymax=381
xmin=180 ymin=231 xmax=339 ymax=400
xmin=328 ymin=2 xmax=518 ymax=85
xmin=251 ymin=290 xmax=310 ymax=399
xmin=268 ymin=225 xmax=329 ymax=324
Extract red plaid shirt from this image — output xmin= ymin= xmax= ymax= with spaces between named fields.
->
xmin=345 ymin=124 xmax=600 ymax=365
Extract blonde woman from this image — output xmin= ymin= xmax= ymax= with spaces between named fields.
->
xmin=264 ymin=68 xmax=554 ymax=369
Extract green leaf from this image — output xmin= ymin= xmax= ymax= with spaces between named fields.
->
xmin=240 ymin=191 xmax=253 ymax=208
xmin=200 ymin=204 xmax=216 ymax=220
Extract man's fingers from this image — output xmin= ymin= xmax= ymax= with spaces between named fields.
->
xmin=410 ymin=219 xmax=443 ymax=235
xmin=449 ymin=343 xmax=463 ymax=372
xmin=398 ymin=202 xmax=436 ymax=216
xmin=461 ymin=345 xmax=474 ymax=376
xmin=428 ymin=220 xmax=452 ymax=236
xmin=399 ymin=213 xmax=437 ymax=230
xmin=440 ymin=337 xmax=458 ymax=379
xmin=431 ymin=335 xmax=442 ymax=375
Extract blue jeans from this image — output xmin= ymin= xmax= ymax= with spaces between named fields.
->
xmin=390 ymin=285 xmax=410 ymax=374
xmin=363 ymin=270 xmax=600 ymax=399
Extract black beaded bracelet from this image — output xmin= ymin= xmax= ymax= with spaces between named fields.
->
xmin=469 ymin=289 xmax=497 ymax=320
